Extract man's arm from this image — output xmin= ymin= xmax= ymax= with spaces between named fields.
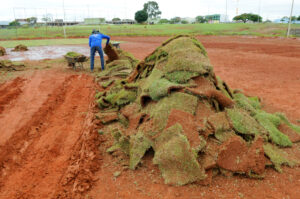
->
xmin=102 ymin=34 xmax=110 ymax=45
xmin=89 ymin=36 xmax=91 ymax=47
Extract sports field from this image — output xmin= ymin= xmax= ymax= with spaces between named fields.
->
xmin=1 ymin=23 xmax=299 ymax=40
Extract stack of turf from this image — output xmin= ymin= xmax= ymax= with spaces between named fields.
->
xmin=0 ymin=46 xmax=6 ymax=56
xmin=0 ymin=60 xmax=25 ymax=71
xmin=65 ymin=51 xmax=84 ymax=58
xmin=12 ymin=44 xmax=28 ymax=52
xmin=95 ymin=35 xmax=300 ymax=186
xmin=95 ymin=44 xmax=139 ymax=89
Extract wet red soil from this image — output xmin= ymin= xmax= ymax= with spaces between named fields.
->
xmin=0 ymin=69 xmax=100 ymax=198
xmin=0 ymin=35 xmax=299 ymax=198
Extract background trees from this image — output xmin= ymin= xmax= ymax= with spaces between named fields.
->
xmin=143 ymin=1 xmax=162 ymax=20
xmin=135 ymin=10 xmax=148 ymax=23
xmin=196 ymin=16 xmax=207 ymax=23
xmin=170 ymin=17 xmax=181 ymax=24
xmin=233 ymin=13 xmax=262 ymax=23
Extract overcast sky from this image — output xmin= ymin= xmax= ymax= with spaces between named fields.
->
xmin=0 ymin=0 xmax=299 ymax=22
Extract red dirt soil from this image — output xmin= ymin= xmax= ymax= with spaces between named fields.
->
xmin=0 ymin=69 xmax=100 ymax=198
xmin=0 ymin=35 xmax=299 ymax=199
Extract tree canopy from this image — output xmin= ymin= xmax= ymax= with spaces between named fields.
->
xmin=159 ymin=19 xmax=169 ymax=24
xmin=42 ymin=14 xmax=53 ymax=22
xmin=26 ymin=17 xmax=37 ymax=24
xmin=112 ymin=18 xmax=121 ymax=22
xmin=135 ymin=10 xmax=148 ymax=23
xmin=143 ymin=1 xmax=162 ymax=19
xmin=170 ymin=17 xmax=181 ymax=24
xmin=9 ymin=20 xmax=20 ymax=26
xmin=195 ymin=16 xmax=207 ymax=23
xmin=233 ymin=13 xmax=262 ymax=23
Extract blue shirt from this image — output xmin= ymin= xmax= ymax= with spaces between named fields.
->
xmin=89 ymin=33 xmax=110 ymax=48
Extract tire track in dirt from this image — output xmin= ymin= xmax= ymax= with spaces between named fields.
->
xmin=0 ymin=77 xmax=25 ymax=114
xmin=0 ymin=70 xmax=101 ymax=199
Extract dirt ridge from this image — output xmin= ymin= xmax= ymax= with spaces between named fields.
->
xmin=0 ymin=71 xmax=99 ymax=199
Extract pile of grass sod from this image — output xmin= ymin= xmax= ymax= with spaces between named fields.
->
xmin=0 ymin=46 xmax=6 ymax=56
xmin=0 ymin=60 xmax=25 ymax=71
xmin=12 ymin=44 xmax=28 ymax=52
xmin=94 ymin=35 xmax=300 ymax=186
xmin=65 ymin=51 xmax=83 ymax=58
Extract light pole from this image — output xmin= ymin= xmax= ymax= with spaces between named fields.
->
xmin=258 ymin=0 xmax=262 ymax=22
xmin=226 ymin=0 xmax=228 ymax=22
xmin=62 ymin=0 xmax=67 ymax=38
xmin=287 ymin=0 xmax=295 ymax=37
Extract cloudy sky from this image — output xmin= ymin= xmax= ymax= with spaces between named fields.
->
xmin=0 ymin=0 xmax=299 ymax=22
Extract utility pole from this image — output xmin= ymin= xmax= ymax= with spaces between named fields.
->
xmin=287 ymin=0 xmax=295 ymax=38
xmin=226 ymin=0 xmax=228 ymax=22
xmin=236 ymin=0 xmax=240 ymax=16
xmin=62 ymin=0 xmax=67 ymax=38
xmin=258 ymin=0 xmax=262 ymax=22
xmin=13 ymin=8 xmax=18 ymax=38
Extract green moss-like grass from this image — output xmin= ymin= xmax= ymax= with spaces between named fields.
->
xmin=104 ymin=89 xmax=137 ymax=107
xmin=164 ymin=71 xmax=199 ymax=84
xmin=226 ymin=107 xmax=268 ymax=139
xmin=65 ymin=51 xmax=82 ymax=57
xmin=263 ymin=143 xmax=297 ymax=172
xmin=233 ymin=93 xmax=260 ymax=115
xmin=255 ymin=112 xmax=292 ymax=147
xmin=153 ymin=123 xmax=206 ymax=185
xmin=276 ymin=113 xmax=300 ymax=134
xmin=143 ymin=92 xmax=198 ymax=133
xmin=107 ymin=129 xmax=130 ymax=155
xmin=101 ymin=79 xmax=114 ymax=88
xmin=148 ymin=78 xmax=181 ymax=101
xmin=129 ymin=132 xmax=152 ymax=169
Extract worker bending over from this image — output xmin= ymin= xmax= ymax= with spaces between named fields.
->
xmin=89 ymin=29 xmax=110 ymax=72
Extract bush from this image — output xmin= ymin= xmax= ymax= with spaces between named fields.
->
xmin=135 ymin=10 xmax=148 ymax=24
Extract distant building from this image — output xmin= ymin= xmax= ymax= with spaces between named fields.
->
xmin=0 ymin=21 xmax=10 ymax=28
xmin=84 ymin=18 xmax=106 ymax=25
xmin=181 ymin=17 xmax=196 ymax=24
xmin=205 ymin=14 xmax=226 ymax=23
xmin=16 ymin=19 xmax=29 ymax=26
xmin=46 ymin=19 xmax=80 ymax=26
xmin=106 ymin=19 xmax=136 ymax=25
xmin=274 ymin=18 xmax=300 ymax=24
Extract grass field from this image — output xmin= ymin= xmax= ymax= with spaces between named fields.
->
xmin=1 ymin=23 xmax=299 ymax=40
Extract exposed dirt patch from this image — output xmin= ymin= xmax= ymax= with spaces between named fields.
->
xmin=0 ymin=77 xmax=25 ymax=114
xmin=0 ymin=69 xmax=100 ymax=199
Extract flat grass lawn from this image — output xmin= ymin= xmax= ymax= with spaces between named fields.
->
xmin=0 ymin=23 xmax=299 ymax=40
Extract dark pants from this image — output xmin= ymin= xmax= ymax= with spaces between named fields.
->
xmin=90 ymin=46 xmax=105 ymax=71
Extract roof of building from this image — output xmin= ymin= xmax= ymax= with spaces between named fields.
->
xmin=0 ymin=21 xmax=10 ymax=26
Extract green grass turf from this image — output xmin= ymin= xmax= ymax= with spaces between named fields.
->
xmin=1 ymin=23 xmax=299 ymax=40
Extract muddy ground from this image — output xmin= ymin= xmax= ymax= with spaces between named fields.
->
xmin=0 ymin=35 xmax=299 ymax=199
xmin=0 ymin=45 xmax=91 ymax=61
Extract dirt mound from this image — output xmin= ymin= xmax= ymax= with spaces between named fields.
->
xmin=12 ymin=44 xmax=28 ymax=52
xmin=95 ymin=35 xmax=300 ymax=186
xmin=0 ymin=46 xmax=6 ymax=56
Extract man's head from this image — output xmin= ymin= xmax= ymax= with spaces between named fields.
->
xmin=92 ymin=29 xmax=97 ymax=34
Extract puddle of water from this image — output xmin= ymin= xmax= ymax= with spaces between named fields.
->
xmin=0 ymin=45 xmax=106 ymax=61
